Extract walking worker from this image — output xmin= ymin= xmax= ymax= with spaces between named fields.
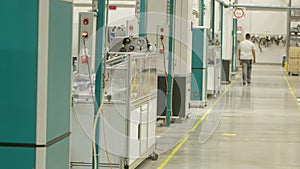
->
xmin=239 ymin=33 xmax=256 ymax=85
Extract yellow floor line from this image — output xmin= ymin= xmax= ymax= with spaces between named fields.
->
xmin=157 ymin=72 xmax=241 ymax=169
xmin=157 ymin=134 xmax=190 ymax=169
xmin=223 ymin=133 xmax=237 ymax=137
xmin=282 ymin=69 xmax=300 ymax=111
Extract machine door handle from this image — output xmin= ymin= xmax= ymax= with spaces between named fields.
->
xmin=138 ymin=124 xmax=141 ymax=140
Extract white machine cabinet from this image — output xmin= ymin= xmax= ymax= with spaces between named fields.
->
xmin=71 ymin=33 xmax=157 ymax=169
xmin=207 ymin=46 xmax=221 ymax=97
xmin=70 ymin=52 xmax=158 ymax=169
xmin=101 ymin=53 xmax=157 ymax=168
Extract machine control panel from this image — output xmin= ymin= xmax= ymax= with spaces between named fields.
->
xmin=78 ymin=12 xmax=96 ymax=74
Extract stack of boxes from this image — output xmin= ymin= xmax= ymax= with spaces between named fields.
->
xmin=288 ymin=47 xmax=300 ymax=73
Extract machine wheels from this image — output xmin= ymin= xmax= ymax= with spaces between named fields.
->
xmin=148 ymin=152 xmax=159 ymax=161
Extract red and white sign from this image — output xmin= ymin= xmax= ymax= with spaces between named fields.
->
xmin=233 ymin=8 xmax=245 ymax=19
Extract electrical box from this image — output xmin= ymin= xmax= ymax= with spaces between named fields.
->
xmin=78 ymin=12 xmax=96 ymax=74
xmin=156 ymin=24 xmax=169 ymax=48
xmin=156 ymin=24 xmax=169 ymax=74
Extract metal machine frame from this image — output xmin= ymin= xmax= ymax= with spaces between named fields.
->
xmin=71 ymin=51 xmax=158 ymax=169
xmin=100 ymin=52 xmax=157 ymax=169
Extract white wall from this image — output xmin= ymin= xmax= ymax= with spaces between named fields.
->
xmin=292 ymin=0 xmax=300 ymax=6
xmin=238 ymin=10 xmax=287 ymax=64
xmin=238 ymin=10 xmax=287 ymax=34
xmin=238 ymin=0 xmax=288 ymax=5
xmin=108 ymin=8 xmax=136 ymax=26
xmin=236 ymin=0 xmax=293 ymax=64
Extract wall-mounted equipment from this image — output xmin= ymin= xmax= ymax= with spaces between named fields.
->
xmin=77 ymin=12 xmax=96 ymax=74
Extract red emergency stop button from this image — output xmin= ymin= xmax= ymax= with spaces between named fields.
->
xmin=129 ymin=25 xmax=134 ymax=31
xmin=109 ymin=5 xmax=117 ymax=10
xmin=83 ymin=18 xmax=89 ymax=25
xmin=82 ymin=31 xmax=88 ymax=38
xmin=81 ymin=56 xmax=89 ymax=64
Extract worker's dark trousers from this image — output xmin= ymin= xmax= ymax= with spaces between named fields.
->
xmin=240 ymin=59 xmax=252 ymax=84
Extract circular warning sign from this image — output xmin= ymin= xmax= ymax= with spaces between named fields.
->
xmin=233 ymin=8 xmax=245 ymax=19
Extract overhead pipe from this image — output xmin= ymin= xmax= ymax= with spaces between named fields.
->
xmin=215 ymin=0 xmax=300 ymax=11
xmin=215 ymin=0 xmax=229 ymax=8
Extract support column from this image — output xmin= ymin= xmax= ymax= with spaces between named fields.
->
xmin=200 ymin=0 xmax=205 ymax=26
xmin=211 ymin=0 xmax=216 ymax=37
xmin=94 ymin=0 xmax=106 ymax=168
xmin=166 ymin=0 xmax=175 ymax=126
xmin=232 ymin=18 xmax=238 ymax=72
xmin=220 ymin=3 xmax=224 ymax=60
xmin=139 ymin=0 xmax=147 ymax=37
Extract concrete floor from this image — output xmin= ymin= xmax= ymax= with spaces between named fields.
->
xmin=137 ymin=64 xmax=300 ymax=169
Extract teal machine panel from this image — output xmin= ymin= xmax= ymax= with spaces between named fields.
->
xmin=46 ymin=1 xmax=72 ymax=168
xmin=0 ymin=1 xmax=38 ymax=168
xmin=190 ymin=27 xmax=208 ymax=107
xmin=0 ymin=0 xmax=38 ymax=144
xmin=0 ymin=0 xmax=72 ymax=168
xmin=191 ymin=69 xmax=207 ymax=100
xmin=192 ymin=28 xmax=206 ymax=69
xmin=47 ymin=0 xmax=72 ymax=142
xmin=47 ymin=138 xmax=70 ymax=169
xmin=0 ymin=147 xmax=35 ymax=169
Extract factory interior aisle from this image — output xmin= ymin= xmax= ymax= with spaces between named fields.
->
xmin=139 ymin=64 xmax=300 ymax=169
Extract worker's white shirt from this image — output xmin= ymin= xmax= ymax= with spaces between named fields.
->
xmin=239 ymin=40 xmax=255 ymax=60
